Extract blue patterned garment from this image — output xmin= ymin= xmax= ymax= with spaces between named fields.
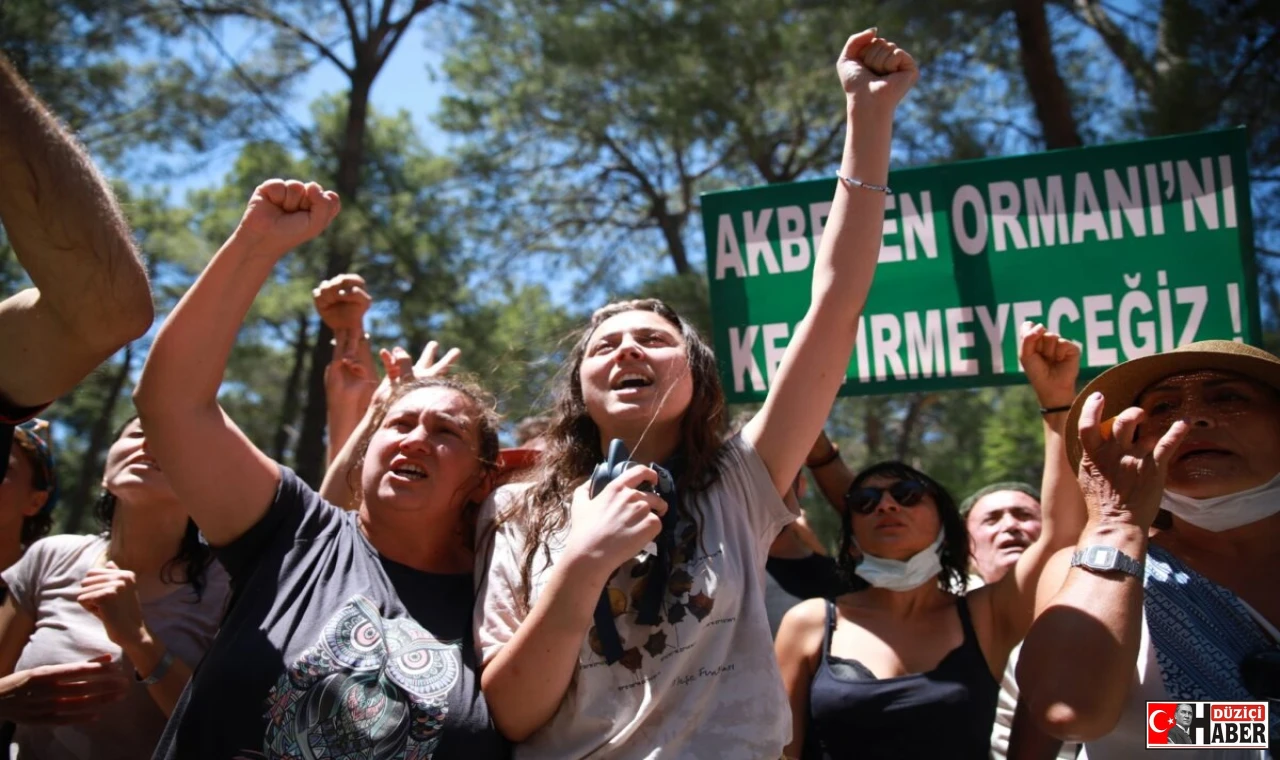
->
xmin=1145 ymin=543 xmax=1279 ymax=736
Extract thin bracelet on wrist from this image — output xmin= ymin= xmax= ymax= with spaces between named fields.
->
xmin=1039 ymin=404 xmax=1073 ymax=416
xmin=135 ymin=649 xmax=175 ymax=686
xmin=837 ymin=174 xmax=892 ymax=195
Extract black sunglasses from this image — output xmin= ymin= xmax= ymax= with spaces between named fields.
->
xmin=844 ymin=480 xmax=928 ymax=515
xmin=1241 ymin=649 xmax=1280 ymax=702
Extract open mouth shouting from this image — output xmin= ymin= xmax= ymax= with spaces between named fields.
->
xmin=389 ymin=459 xmax=429 ymax=482
xmin=995 ymin=535 xmax=1030 ymax=553
xmin=610 ymin=369 xmax=656 ymax=396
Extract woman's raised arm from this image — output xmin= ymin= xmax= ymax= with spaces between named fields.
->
xmin=744 ymin=31 xmax=917 ymax=497
xmin=980 ymin=323 xmax=1087 ymax=655
xmin=1018 ymin=393 xmax=1187 ymax=741
xmin=134 ymin=180 xmax=340 ymax=547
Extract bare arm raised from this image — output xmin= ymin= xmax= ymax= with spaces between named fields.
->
xmin=0 ymin=55 xmax=152 ymax=408
xmin=976 ymin=323 xmax=1088 ymax=662
xmin=743 ymin=30 xmax=917 ymax=497
xmin=133 ymin=180 xmax=340 ymax=547
xmin=1018 ymin=393 xmax=1188 ymax=741
xmin=315 ymin=273 xmax=376 ymax=466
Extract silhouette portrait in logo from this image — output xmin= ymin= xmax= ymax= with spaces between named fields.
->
xmin=1167 ymin=703 xmax=1194 ymax=745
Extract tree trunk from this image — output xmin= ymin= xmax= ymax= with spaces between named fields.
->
xmin=657 ymin=212 xmax=691 ymax=275
xmin=64 ymin=344 xmax=132 ymax=532
xmin=864 ymin=401 xmax=883 ymax=461
xmin=1013 ymin=0 xmax=1084 ymax=149
xmin=895 ymin=393 xmax=937 ymax=462
xmin=1149 ymin=0 xmax=1203 ymax=136
xmin=294 ymin=75 xmax=373 ymax=487
xmin=273 ymin=313 xmax=311 ymax=463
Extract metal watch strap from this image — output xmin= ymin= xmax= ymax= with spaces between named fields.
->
xmin=1071 ymin=545 xmax=1143 ymax=577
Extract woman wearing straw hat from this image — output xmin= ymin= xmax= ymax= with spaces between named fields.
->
xmin=1018 ymin=340 xmax=1280 ymax=758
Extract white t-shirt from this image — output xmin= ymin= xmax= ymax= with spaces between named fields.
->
xmin=990 ymin=641 xmax=1079 ymax=760
xmin=2 ymin=534 xmax=229 ymax=760
xmin=1080 ymin=611 xmax=1270 ymax=760
xmin=474 ymin=435 xmax=795 ymax=759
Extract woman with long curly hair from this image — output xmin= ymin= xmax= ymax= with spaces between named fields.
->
xmin=0 ymin=417 xmax=229 ymax=759
xmin=473 ymin=30 xmax=918 ymax=759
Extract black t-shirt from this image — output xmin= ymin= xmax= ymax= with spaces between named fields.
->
xmin=154 ymin=466 xmax=509 ymax=760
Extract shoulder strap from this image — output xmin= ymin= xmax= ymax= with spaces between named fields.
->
xmin=954 ymin=594 xmax=978 ymax=642
xmin=822 ymin=599 xmax=837 ymax=662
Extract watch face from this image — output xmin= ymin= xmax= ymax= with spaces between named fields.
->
xmin=1086 ymin=545 xmax=1118 ymax=569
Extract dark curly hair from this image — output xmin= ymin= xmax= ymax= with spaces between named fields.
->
xmin=97 ymin=418 xmax=215 ymax=602
xmin=836 ymin=461 xmax=969 ymax=595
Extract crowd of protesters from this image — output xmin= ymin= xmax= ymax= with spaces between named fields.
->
xmin=0 ymin=25 xmax=1276 ymax=760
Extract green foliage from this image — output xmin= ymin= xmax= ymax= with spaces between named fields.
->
xmin=432 ymin=284 xmax=577 ymax=429
xmin=11 ymin=0 xmax=1280 ymax=537
xmin=0 ymin=0 xmax=302 ymax=175
xmin=439 ymin=0 xmax=916 ymax=284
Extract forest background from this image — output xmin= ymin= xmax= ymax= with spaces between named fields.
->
xmin=3 ymin=0 xmax=1278 ymax=547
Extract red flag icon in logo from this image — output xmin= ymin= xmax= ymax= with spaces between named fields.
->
xmin=1148 ymin=702 xmax=1179 ymax=744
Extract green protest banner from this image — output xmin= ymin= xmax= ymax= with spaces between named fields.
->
xmin=701 ymin=128 xmax=1261 ymax=404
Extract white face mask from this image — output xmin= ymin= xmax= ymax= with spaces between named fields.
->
xmin=1160 ymin=472 xmax=1280 ymax=532
xmin=854 ymin=530 xmax=945 ymax=591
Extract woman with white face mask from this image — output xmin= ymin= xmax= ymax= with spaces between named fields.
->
xmin=1019 ymin=340 xmax=1280 ymax=758
xmin=775 ymin=324 xmax=1089 ymax=759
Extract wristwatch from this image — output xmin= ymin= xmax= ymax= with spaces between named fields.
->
xmin=1070 ymin=545 xmax=1143 ymax=577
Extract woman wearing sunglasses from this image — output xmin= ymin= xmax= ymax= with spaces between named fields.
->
xmin=1018 ymin=339 xmax=1280 ymax=758
xmin=775 ymin=323 xmax=1088 ymax=760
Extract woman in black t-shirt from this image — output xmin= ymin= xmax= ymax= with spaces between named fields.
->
xmin=135 ymin=180 xmax=509 ymax=759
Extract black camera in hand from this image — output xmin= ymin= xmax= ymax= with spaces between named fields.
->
xmin=589 ymin=439 xmax=676 ymax=502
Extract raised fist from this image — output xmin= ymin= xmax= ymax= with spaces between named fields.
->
xmin=236 ymin=179 xmax=340 ymax=258
xmin=313 ymin=273 xmax=371 ymax=332
xmin=837 ymin=29 xmax=918 ymax=109
xmin=1019 ymin=321 xmax=1081 ymax=409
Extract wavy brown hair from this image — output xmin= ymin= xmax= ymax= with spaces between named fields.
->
xmin=500 ymin=299 xmax=728 ymax=612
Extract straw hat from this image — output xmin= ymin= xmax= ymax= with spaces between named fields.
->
xmin=1065 ymin=340 xmax=1280 ymax=472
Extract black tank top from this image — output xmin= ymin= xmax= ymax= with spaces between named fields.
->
xmin=805 ymin=596 xmax=1000 ymax=760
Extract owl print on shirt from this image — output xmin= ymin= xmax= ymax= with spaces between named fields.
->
xmin=261 ymin=595 xmax=462 ymax=760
